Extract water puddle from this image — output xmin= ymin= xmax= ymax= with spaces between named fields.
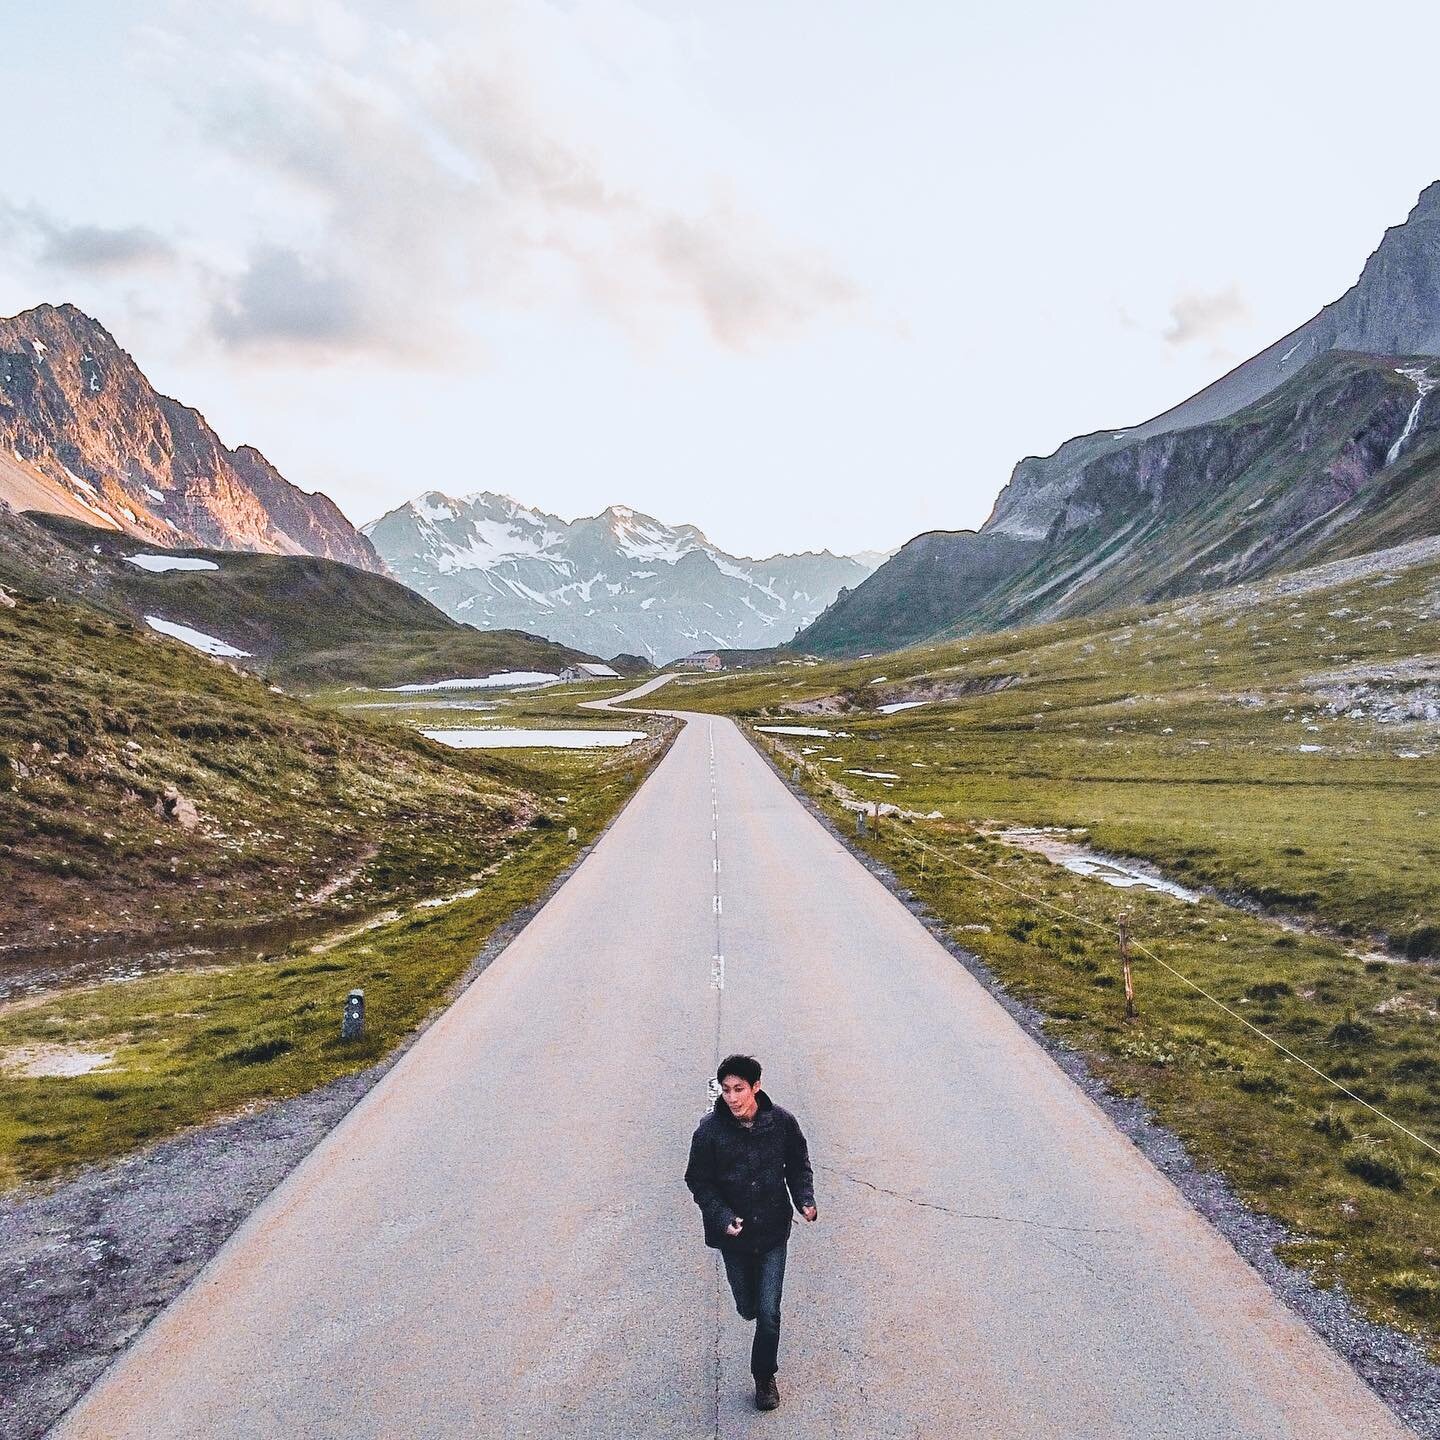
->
xmin=995 ymin=828 xmax=1201 ymax=903
xmin=342 ymin=699 xmax=501 ymax=711
xmin=383 ymin=672 xmax=559 ymax=692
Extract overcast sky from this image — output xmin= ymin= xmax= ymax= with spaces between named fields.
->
xmin=2 ymin=0 xmax=1438 ymax=558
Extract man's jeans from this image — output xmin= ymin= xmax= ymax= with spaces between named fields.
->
xmin=722 ymin=1242 xmax=788 ymax=1380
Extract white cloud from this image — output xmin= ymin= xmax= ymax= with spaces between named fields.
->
xmin=143 ymin=0 xmax=859 ymax=361
xmin=1161 ymin=284 xmax=1251 ymax=347
xmin=0 ymin=201 xmax=176 ymax=274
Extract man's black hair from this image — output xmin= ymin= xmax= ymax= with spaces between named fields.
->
xmin=717 ymin=1053 xmax=762 ymax=1086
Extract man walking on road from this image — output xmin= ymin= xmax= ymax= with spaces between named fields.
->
xmin=685 ymin=1054 xmax=818 ymax=1412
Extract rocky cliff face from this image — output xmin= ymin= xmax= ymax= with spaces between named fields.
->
xmin=364 ymin=491 xmax=875 ymax=662
xmin=984 ymin=181 xmax=1440 ymax=546
xmin=0 ymin=303 xmax=383 ymax=573
xmin=988 ymin=354 xmax=1437 ymax=619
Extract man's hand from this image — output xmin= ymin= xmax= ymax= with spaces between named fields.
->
xmin=725 ymin=1216 xmax=744 ymax=1237
xmin=801 ymin=1205 xmax=818 ymax=1223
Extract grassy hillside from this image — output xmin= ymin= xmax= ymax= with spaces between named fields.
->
xmin=0 ymin=590 xmax=592 ymax=955
xmin=799 ymin=529 xmax=1041 ymax=655
xmin=0 ymin=598 xmax=675 ymax=1186
xmin=0 ymin=511 xmax=593 ymax=688
xmin=668 ymin=544 xmax=1440 ymax=1349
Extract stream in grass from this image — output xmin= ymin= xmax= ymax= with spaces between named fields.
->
xmin=991 ymin=826 xmax=1424 ymax=966
xmin=995 ymin=827 xmax=1202 ymax=902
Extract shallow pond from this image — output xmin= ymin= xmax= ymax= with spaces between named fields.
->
xmin=420 ymin=728 xmax=646 ymax=749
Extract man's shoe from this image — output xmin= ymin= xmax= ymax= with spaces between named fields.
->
xmin=755 ymin=1376 xmax=780 ymax=1411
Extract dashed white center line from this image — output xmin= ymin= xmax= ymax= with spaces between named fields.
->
xmin=706 ymin=720 xmax=726 ymax=1108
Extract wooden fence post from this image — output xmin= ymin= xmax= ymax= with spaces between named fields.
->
xmin=1119 ymin=911 xmax=1136 ymax=1019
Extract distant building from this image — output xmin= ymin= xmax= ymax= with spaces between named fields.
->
xmin=674 ymin=652 xmax=724 ymax=672
xmin=560 ymin=662 xmax=622 ymax=680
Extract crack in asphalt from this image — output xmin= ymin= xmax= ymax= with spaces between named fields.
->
xmin=816 ymin=1163 xmax=1120 ymax=1236
xmin=1038 ymin=1232 xmax=1128 ymax=1290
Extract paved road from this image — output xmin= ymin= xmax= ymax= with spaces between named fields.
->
xmin=53 ymin=687 xmax=1412 ymax=1438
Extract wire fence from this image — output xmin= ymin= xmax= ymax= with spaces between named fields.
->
xmin=871 ymin=809 xmax=1440 ymax=1163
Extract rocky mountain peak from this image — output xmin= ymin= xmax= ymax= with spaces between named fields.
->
xmin=0 ymin=302 xmax=383 ymax=573
xmin=1415 ymin=179 xmax=1440 ymax=210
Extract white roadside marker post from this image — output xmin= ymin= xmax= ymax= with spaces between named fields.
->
xmin=342 ymin=988 xmax=365 ymax=1041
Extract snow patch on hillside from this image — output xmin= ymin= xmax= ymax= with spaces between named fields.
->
xmin=144 ymin=616 xmax=250 ymax=657
xmin=412 ymin=494 xmax=457 ymax=522
xmin=127 ymin=554 xmax=219 ymax=573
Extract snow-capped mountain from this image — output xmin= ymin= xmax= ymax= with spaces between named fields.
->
xmin=363 ymin=492 xmax=877 ymax=662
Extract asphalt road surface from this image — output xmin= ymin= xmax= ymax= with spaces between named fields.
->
xmin=52 ymin=686 xmax=1413 ymax=1438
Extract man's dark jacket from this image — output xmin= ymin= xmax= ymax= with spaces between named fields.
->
xmin=685 ymin=1090 xmax=815 ymax=1254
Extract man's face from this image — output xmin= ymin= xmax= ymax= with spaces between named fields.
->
xmin=720 ymin=1074 xmax=759 ymax=1118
